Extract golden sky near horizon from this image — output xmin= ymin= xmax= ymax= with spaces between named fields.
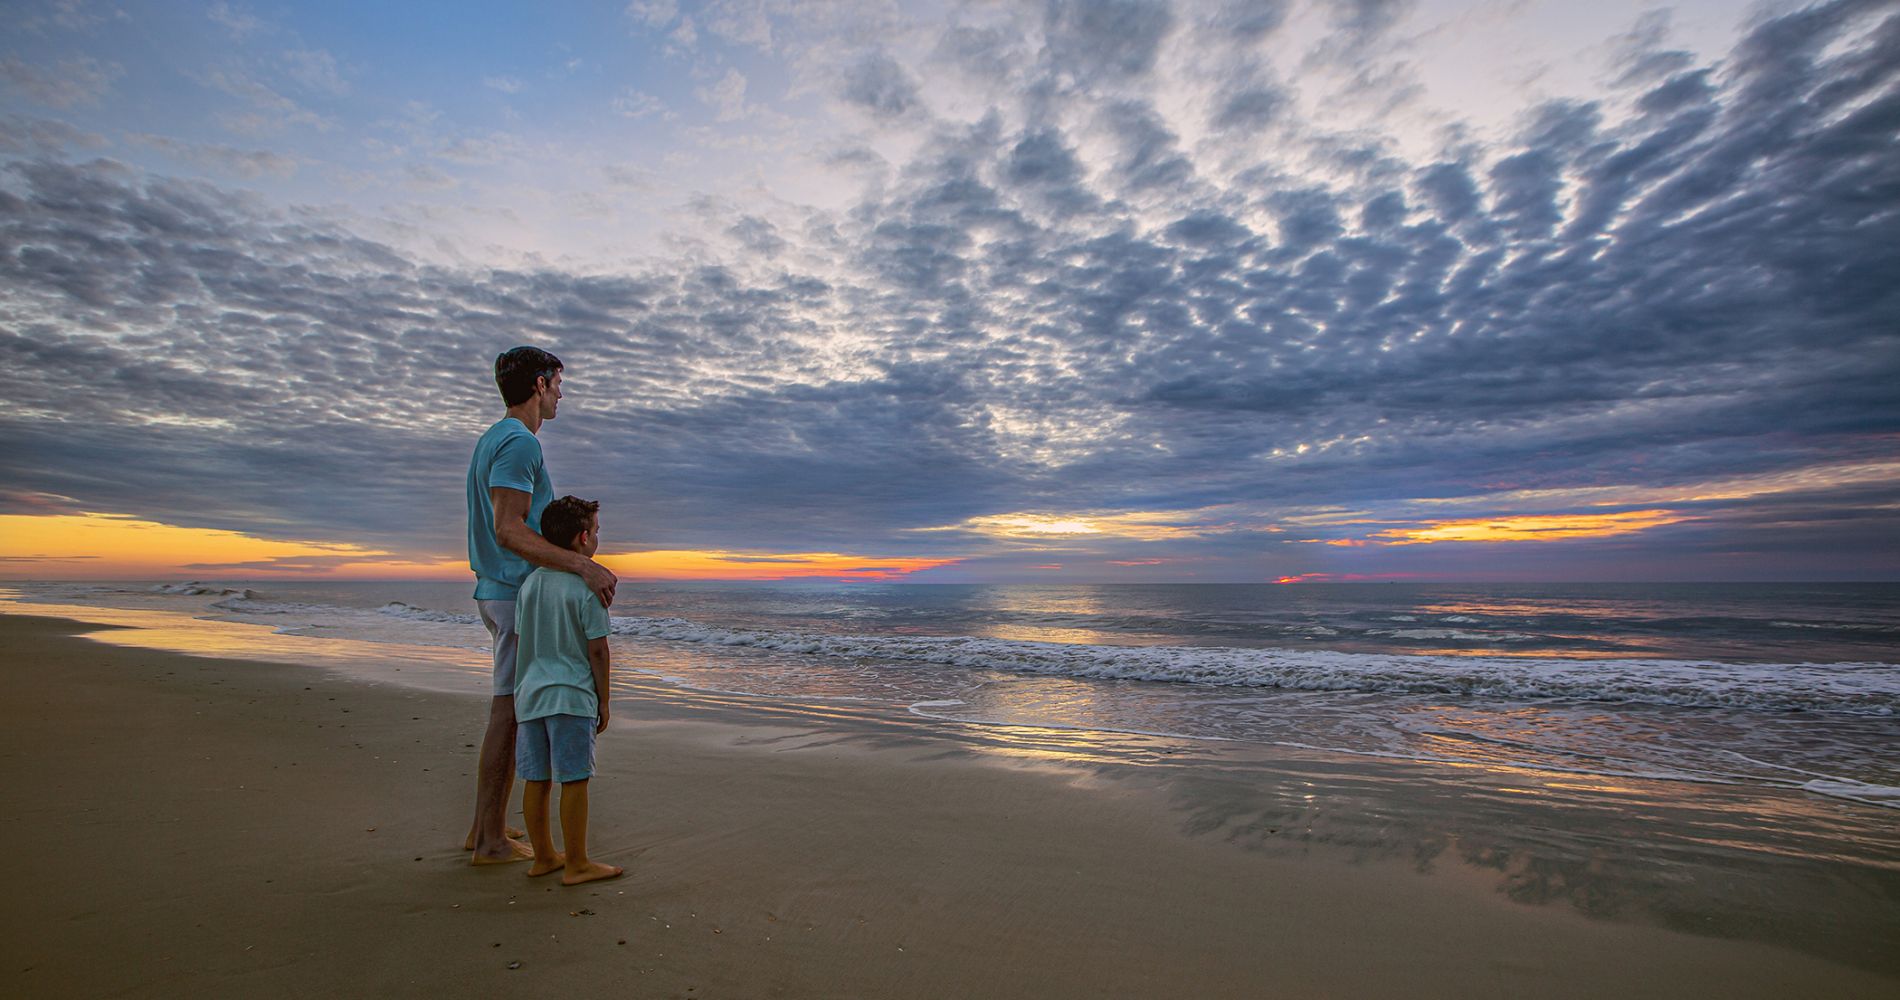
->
xmin=1 ymin=505 xmax=1709 ymax=582
xmin=0 ymin=512 xmax=960 ymax=581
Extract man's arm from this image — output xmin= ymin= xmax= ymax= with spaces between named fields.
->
xmin=587 ymin=636 xmax=611 ymax=734
xmin=490 ymin=487 xmax=618 ymax=606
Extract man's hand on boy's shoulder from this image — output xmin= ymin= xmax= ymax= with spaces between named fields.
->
xmin=580 ymin=558 xmax=617 ymax=607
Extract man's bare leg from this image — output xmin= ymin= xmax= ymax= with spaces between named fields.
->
xmin=521 ymin=779 xmax=565 ymax=876
xmin=558 ymin=778 xmax=622 ymax=885
xmin=461 ymin=824 xmax=526 ymax=849
xmin=469 ymin=695 xmax=532 ymax=864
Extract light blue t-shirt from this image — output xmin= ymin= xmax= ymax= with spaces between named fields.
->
xmin=466 ymin=417 xmax=553 ymax=600
xmin=515 ymin=567 xmax=612 ymax=722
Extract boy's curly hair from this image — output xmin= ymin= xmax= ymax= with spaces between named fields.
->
xmin=540 ymin=495 xmax=600 ymax=550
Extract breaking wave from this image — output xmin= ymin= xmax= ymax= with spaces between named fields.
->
xmin=606 ymin=614 xmax=1900 ymax=716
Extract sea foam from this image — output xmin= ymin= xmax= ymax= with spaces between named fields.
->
xmin=607 ymin=614 xmax=1900 ymax=716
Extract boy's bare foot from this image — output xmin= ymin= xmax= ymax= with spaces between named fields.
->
xmin=469 ymin=837 xmax=535 ymax=865
xmin=527 ymin=853 xmax=567 ymax=877
xmin=561 ymin=861 xmax=623 ymax=886
xmin=463 ymin=827 xmax=526 ymax=850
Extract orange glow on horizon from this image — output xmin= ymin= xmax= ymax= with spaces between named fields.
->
xmin=1369 ymin=508 xmax=1690 ymax=545
xmin=1277 ymin=572 xmax=1423 ymax=584
xmin=599 ymin=549 xmax=960 ymax=581
xmin=0 ymin=513 xmax=960 ymax=583
xmin=0 ymin=512 xmax=462 ymax=579
xmin=915 ymin=507 xmax=1227 ymax=541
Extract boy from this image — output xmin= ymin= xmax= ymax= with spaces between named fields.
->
xmin=514 ymin=494 xmax=623 ymax=885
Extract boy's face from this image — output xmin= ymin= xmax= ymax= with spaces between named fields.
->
xmin=578 ymin=513 xmax=599 ymax=557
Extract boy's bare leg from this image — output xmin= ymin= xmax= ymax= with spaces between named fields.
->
xmin=521 ymin=780 xmax=565 ymax=876
xmin=468 ymin=695 xmax=532 ymax=864
xmin=558 ymin=778 xmax=623 ymax=885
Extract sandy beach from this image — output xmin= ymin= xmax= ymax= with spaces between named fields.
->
xmin=2 ymin=609 xmax=1896 ymax=999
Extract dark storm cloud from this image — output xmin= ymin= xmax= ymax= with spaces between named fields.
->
xmin=2 ymin=0 xmax=1897 ymax=577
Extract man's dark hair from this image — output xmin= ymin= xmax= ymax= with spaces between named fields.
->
xmin=495 ymin=346 xmax=564 ymax=407
xmin=541 ymin=495 xmax=600 ymax=551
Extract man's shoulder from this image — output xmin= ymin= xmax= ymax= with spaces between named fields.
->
xmin=481 ymin=417 xmax=538 ymax=447
xmin=474 ymin=418 xmax=543 ymax=476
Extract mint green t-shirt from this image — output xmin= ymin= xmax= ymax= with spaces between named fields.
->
xmin=466 ymin=417 xmax=553 ymax=601
xmin=514 ymin=567 xmax=612 ymax=722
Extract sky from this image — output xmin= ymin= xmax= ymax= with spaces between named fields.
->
xmin=0 ymin=0 xmax=1896 ymax=584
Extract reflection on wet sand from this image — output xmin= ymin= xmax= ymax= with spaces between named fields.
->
xmin=1158 ymin=743 xmax=1900 ymax=976
xmin=0 ymin=597 xmax=486 ymax=688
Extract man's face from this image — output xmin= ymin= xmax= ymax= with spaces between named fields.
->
xmin=537 ymin=371 xmax=563 ymax=420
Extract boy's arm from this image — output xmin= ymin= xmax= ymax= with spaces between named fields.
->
xmin=491 ymin=487 xmax=618 ymax=607
xmin=588 ymin=636 xmax=611 ymax=734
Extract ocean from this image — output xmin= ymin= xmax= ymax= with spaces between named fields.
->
xmin=10 ymin=579 xmax=1898 ymax=809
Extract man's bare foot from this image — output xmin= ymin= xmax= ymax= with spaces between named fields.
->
xmin=469 ymin=837 xmax=535 ymax=865
xmin=527 ymin=853 xmax=567 ymax=877
xmin=561 ymin=861 xmax=623 ymax=886
xmin=463 ymin=827 xmax=527 ymax=850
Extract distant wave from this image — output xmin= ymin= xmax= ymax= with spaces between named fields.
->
xmin=1799 ymin=778 xmax=1900 ymax=809
xmin=1365 ymin=627 xmax=1539 ymax=643
xmin=155 ymin=581 xmax=257 ymax=598
xmin=209 ymin=596 xmax=329 ymax=615
xmin=607 ymin=615 xmax=1900 ymax=716
xmin=204 ymin=595 xmax=482 ymax=626
xmin=1771 ymin=621 xmax=1895 ymax=633
xmin=376 ymin=601 xmax=480 ymax=625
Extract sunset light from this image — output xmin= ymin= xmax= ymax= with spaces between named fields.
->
xmin=919 ymin=510 xmax=1223 ymax=542
xmin=1367 ymin=509 xmax=1693 ymax=546
xmin=600 ymin=549 xmax=960 ymax=581
xmin=0 ymin=513 xmax=461 ymax=579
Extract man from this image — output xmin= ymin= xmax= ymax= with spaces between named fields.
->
xmin=465 ymin=346 xmax=617 ymax=864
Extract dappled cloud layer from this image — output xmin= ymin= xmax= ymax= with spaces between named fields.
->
xmin=1 ymin=0 xmax=1896 ymax=580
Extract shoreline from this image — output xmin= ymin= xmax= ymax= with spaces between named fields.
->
xmin=2 ymin=608 xmax=1896 ymax=997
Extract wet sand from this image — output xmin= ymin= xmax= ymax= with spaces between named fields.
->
xmin=2 ymin=611 xmax=1894 ymax=998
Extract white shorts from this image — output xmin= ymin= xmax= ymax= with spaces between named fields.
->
xmin=477 ymin=599 xmax=518 ymax=697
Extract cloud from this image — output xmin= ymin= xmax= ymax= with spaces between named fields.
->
xmin=612 ymin=87 xmax=664 ymax=118
xmin=696 ymin=68 xmax=749 ymax=121
xmin=12 ymin=0 xmax=124 ymax=34
xmin=0 ymin=55 xmax=120 ymax=108
xmin=207 ymin=2 xmax=265 ymax=40
xmin=840 ymin=52 xmax=924 ymax=121
xmin=1042 ymin=0 xmax=1176 ymax=83
xmin=625 ymin=0 xmax=678 ymax=30
xmin=203 ymin=68 xmax=335 ymax=134
xmin=281 ymin=48 xmax=350 ymax=96
xmin=0 ymin=114 xmax=108 ymax=155
xmin=127 ymin=134 xmax=299 ymax=178
xmin=483 ymin=75 xmax=525 ymax=94
xmin=0 ymin=1 xmax=1896 ymax=580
